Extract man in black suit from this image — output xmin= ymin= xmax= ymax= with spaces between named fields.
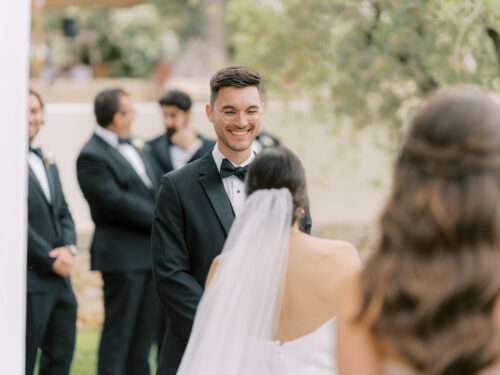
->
xmin=26 ymin=89 xmax=78 ymax=375
xmin=152 ymin=66 xmax=270 ymax=375
xmin=148 ymin=89 xmax=214 ymax=181
xmin=77 ymin=88 xmax=158 ymax=375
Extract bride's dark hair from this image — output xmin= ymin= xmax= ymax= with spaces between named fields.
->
xmin=358 ymin=87 xmax=500 ymax=374
xmin=246 ymin=146 xmax=309 ymax=224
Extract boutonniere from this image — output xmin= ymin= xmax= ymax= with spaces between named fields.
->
xmin=43 ymin=152 xmax=55 ymax=167
xmin=260 ymin=134 xmax=275 ymax=148
xmin=132 ymin=138 xmax=145 ymax=151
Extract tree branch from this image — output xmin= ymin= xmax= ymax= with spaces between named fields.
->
xmin=486 ymin=27 xmax=500 ymax=72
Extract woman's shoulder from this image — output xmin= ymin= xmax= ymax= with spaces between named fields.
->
xmin=309 ymin=237 xmax=361 ymax=273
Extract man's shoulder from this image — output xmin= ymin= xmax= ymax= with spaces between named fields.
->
xmin=161 ymin=154 xmax=211 ymax=187
xmin=147 ymin=134 xmax=164 ymax=147
xmin=77 ymin=135 xmax=108 ymax=162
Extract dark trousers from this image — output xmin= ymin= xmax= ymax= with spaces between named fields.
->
xmin=98 ymin=271 xmax=158 ymax=375
xmin=25 ymin=282 xmax=77 ymax=375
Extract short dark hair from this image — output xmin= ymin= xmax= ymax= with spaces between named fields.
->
xmin=246 ymin=146 xmax=309 ymax=224
xmin=29 ymin=88 xmax=44 ymax=110
xmin=210 ymin=66 xmax=261 ymax=105
xmin=94 ymin=88 xmax=128 ymax=128
xmin=158 ymin=89 xmax=192 ymax=112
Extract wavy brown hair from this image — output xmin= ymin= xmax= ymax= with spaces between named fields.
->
xmin=358 ymin=87 xmax=500 ymax=374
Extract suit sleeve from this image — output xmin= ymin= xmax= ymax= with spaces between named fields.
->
xmin=53 ymin=165 xmax=77 ymax=246
xmin=77 ymin=153 xmax=155 ymax=229
xmin=27 ymin=225 xmax=55 ymax=274
xmin=152 ymin=175 xmax=203 ymax=343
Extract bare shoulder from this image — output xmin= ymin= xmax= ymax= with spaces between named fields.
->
xmin=313 ymin=238 xmax=362 ymax=275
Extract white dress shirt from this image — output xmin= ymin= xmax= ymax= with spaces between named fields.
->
xmin=28 ymin=150 xmax=51 ymax=202
xmin=212 ymin=143 xmax=255 ymax=217
xmin=170 ymin=139 xmax=202 ymax=170
xmin=95 ymin=126 xmax=152 ymax=188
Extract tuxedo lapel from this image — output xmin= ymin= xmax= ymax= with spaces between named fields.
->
xmin=198 ymin=154 xmax=234 ymax=235
xmin=28 ymin=166 xmax=51 ymax=206
xmin=94 ymin=135 xmax=150 ymax=190
xmin=138 ymin=150 xmax=158 ymax=193
xmin=156 ymin=136 xmax=174 ymax=172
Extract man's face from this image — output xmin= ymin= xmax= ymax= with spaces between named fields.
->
xmin=161 ymin=105 xmax=190 ymax=138
xmin=115 ymin=95 xmax=135 ymax=138
xmin=28 ymin=94 xmax=44 ymax=143
xmin=206 ymin=86 xmax=262 ymax=154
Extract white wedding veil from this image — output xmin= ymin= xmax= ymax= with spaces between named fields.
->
xmin=177 ymin=188 xmax=293 ymax=375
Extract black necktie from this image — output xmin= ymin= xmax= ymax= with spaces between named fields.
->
xmin=118 ymin=137 xmax=132 ymax=145
xmin=220 ymin=158 xmax=248 ymax=181
xmin=29 ymin=146 xmax=43 ymax=159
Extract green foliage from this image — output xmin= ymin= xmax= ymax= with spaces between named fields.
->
xmin=228 ymin=0 xmax=500 ymax=129
xmin=44 ymin=5 xmax=162 ymax=77
xmin=151 ymin=0 xmax=203 ymax=41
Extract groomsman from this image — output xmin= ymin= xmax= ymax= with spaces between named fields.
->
xmin=26 ymin=89 xmax=78 ymax=375
xmin=77 ymin=88 xmax=158 ymax=375
xmin=148 ymin=89 xmax=215 ymax=180
xmin=152 ymin=66 xmax=268 ymax=375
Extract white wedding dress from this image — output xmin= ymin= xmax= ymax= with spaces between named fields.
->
xmin=177 ymin=189 xmax=338 ymax=375
xmin=269 ymin=319 xmax=336 ymax=375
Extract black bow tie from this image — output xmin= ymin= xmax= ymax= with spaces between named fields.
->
xmin=220 ymin=159 xmax=248 ymax=181
xmin=118 ymin=137 xmax=132 ymax=145
xmin=29 ymin=146 xmax=43 ymax=159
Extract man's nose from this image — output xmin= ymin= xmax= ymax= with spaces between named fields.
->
xmin=235 ymin=112 xmax=249 ymax=127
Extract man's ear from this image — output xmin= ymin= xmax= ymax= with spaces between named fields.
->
xmin=205 ymin=103 xmax=213 ymax=122
xmin=111 ymin=112 xmax=121 ymax=128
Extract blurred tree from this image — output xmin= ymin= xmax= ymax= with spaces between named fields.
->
xmin=228 ymin=0 xmax=500 ymax=129
xmin=44 ymin=5 xmax=161 ymax=77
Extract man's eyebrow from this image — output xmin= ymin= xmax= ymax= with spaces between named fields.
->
xmin=220 ymin=105 xmax=237 ymax=110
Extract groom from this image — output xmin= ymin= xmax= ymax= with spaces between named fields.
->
xmin=152 ymin=66 xmax=264 ymax=375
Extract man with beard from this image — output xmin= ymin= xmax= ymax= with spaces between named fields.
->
xmin=148 ymin=89 xmax=214 ymax=181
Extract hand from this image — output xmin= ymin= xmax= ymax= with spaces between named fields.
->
xmin=49 ymin=247 xmax=74 ymax=278
xmin=171 ymin=127 xmax=198 ymax=150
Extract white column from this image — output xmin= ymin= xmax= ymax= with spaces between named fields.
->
xmin=0 ymin=0 xmax=31 ymax=374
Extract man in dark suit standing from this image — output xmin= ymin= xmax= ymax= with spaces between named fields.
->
xmin=152 ymin=66 xmax=267 ymax=375
xmin=77 ymin=88 xmax=158 ymax=375
xmin=148 ymin=89 xmax=214 ymax=180
xmin=26 ymin=89 xmax=78 ymax=375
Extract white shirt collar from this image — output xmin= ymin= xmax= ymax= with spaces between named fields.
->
xmin=95 ymin=125 xmax=120 ymax=148
xmin=211 ymin=142 xmax=255 ymax=172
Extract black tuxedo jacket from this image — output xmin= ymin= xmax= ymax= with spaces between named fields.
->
xmin=77 ymin=134 xmax=158 ymax=272
xmin=147 ymin=133 xmax=215 ymax=180
xmin=28 ymin=155 xmax=76 ymax=292
xmin=152 ymin=152 xmax=234 ymax=374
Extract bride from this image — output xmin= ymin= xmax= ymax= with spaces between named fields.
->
xmin=177 ymin=146 xmax=360 ymax=374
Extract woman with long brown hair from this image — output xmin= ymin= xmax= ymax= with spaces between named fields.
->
xmin=337 ymin=87 xmax=500 ymax=375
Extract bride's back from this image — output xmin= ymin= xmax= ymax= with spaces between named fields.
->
xmin=276 ymin=230 xmax=360 ymax=342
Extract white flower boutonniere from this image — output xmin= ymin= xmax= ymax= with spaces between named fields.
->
xmin=43 ymin=152 xmax=55 ymax=167
xmin=132 ymin=138 xmax=145 ymax=151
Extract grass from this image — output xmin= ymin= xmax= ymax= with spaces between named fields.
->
xmin=36 ymin=328 xmax=157 ymax=375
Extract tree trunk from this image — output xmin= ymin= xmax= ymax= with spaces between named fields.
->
xmin=202 ymin=0 xmax=228 ymax=69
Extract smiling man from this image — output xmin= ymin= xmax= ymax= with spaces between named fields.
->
xmin=151 ymin=66 xmax=262 ymax=375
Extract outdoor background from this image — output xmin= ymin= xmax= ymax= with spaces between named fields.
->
xmin=29 ymin=1 xmax=500 ymax=373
